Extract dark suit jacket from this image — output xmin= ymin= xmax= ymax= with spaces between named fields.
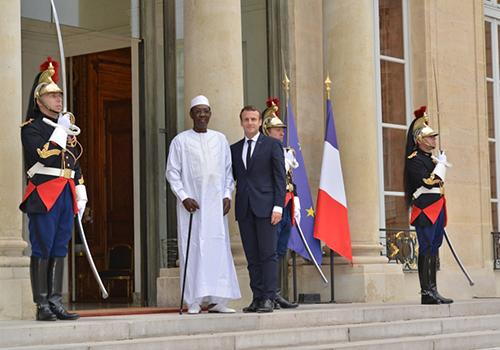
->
xmin=231 ymin=134 xmax=286 ymax=220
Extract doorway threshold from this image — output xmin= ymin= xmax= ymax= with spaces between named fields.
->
xmin=69 ymin=304 xmax=183 ymax=317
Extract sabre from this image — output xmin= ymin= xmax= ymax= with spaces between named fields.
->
xmin=76 ymin=213 xmax=109 ymax=298
xmin=43 ymin=117 xmax=81 ymax=136
xmin=432 ymin=60 xmax=472 ymax=285
xmin=50 ymin=0 xmax=67 ymax=112
xmin=45 ymin=1 xmax=81 ymax=137
xmin=295 ymin=222 xmax=328 ymax=284
xmin=432 ymin=62 xmax=442 ymax=151
xmin=444 ymin=230 xmax=475 ymax=286
xmin=50 ymin=0 xmax=107 ymax=298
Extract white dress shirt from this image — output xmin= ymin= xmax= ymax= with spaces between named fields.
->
xmin=242 ymin=132 xmax=260 ymax=169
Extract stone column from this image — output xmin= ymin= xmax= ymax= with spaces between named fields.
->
xmin=157 ymin=0 xmax=249 ymax=309
xmin=408 ymin=0 xmax=497 ymax=299
xmin=0 ymin=0 xmax=33 ymax=319
xmin=323 ymin=0 xmax=404 ymax=302
xmin=184 ymin=0 xmax=248 ymax=307
xmin=183 ymin=0 xmax=244 ymax=142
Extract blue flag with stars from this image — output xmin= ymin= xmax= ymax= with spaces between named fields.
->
xmin=285 ymin=100 xmax=323 ymax=264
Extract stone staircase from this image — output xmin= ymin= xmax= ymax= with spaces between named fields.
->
xmin=2 ymin=300 xmax=500 ymax=349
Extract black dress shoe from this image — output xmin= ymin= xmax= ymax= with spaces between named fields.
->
xmin=50 ymin=304 xmax=80 ymax=320
xmin=257 ymin=299 xmax=274 ymax=313
xmin=243 ymin=299 xmax=259 ymax=313
xmin=421 ymin=290 xmax=441 ymax=305
xmin=275 ymin=294 xmax=298 ymax=309
xmin=36 ymin=305 xmax=57 ymax=321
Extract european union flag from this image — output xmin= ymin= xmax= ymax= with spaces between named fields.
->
xmin=284 ymin=100 xmax=323 ymax=264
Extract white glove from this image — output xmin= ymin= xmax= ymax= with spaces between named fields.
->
xmin=58 ymin=113 xmax=72 ymax=129
xmin=75 ymin=184 xmax=88 ymax=219
xmin=293 ymin=196 xmax=301 ymax=225
xmin=436 ymin=151 xmax=447 ymax=164
xmin=432 ymin=151 xmax=452 ymax=168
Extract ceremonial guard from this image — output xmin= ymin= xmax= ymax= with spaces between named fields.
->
xmin=262 ymin=98 xmax=299 ymax=309
xmin=404 ymin=106 xmax=453 ymax=305
xmin=20 ymin=57 xmax=87 ymax=320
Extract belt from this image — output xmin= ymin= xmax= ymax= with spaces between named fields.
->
xmin=27 ymin=162 xmax=75 ymax=179
xmin=412 ymin=186 xmax=442 ymax=199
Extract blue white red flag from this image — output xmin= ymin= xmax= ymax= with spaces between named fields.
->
xmin=314 ymin=98 xmax=352 ymax=262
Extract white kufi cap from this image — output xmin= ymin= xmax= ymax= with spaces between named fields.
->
xmin=190 ymin=95 xmax=210 ymax=109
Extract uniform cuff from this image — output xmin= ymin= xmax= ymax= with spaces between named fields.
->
xmin=272 ymin=206 xmax=283 ymax=214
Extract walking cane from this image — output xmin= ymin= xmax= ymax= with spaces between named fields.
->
xmin=179 ymin=213 xmax=194 ymax=314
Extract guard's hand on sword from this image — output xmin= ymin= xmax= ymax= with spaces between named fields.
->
xmin=183 ymin=198 xmax=199 ymax=213
xmin=293 ymin=196 xmax=301 ymax=225
xmin=58 ymin=112 xmax=72 ymax=129
xmin=432 ymin=151 xmax=452 ymax=168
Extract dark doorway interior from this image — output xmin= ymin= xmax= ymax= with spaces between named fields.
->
xmin=70 ymin=48 xmax=135 ymax=304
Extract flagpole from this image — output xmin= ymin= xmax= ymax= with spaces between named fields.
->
xmin=283 ymin=71 xmax=290 ymax=146
xmin=325 ymin=74 xmax=336 ymax=303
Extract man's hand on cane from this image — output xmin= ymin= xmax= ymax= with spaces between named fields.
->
xmin=183 ymin=198 xmax=200 ymax=213
xmin=223 ymin=198 xmax=231 ymax=216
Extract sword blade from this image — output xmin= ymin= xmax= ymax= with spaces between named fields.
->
xmin=295 ymin=223 xmax=328 ymax=284
xmin=49 ymin=0 xmax=67 ymax=112
xmin=444 ymin=230 xmax=474 ymax=286
xmin=432 ymin=61 xmax=442 ymax=151
xmin=76 ymin=214 xmax=109 ymax=298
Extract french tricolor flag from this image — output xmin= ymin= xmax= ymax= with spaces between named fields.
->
xmin=314 ymin=98 xmax=352 ymax=262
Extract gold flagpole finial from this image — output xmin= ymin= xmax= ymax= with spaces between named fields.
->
xmin=283 ymin=71 xmax=290 ymax=99
xmin=325 ymin=74 xmax=332 ymax=100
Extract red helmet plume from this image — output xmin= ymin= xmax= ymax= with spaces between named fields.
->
xmin=266 ymin=97 xmax=280 ymax=116
xmin=413 ymin=106 xmax=427 ymax=119
xmin=39 ymin=56 xmax=60 ymax=84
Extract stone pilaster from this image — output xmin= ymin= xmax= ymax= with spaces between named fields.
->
xmin=157 ymin=0 xmax=250 ymax=309
xmin=407 ymin=0 xmax=497 ymax=299
xmin=0 ymin=0 xmax=33 ymax=319
xmin=322 ymin=0 xmax=404 ymax=302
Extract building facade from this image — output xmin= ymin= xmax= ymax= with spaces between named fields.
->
xmin=0 ymin=0 xmax=498 ymax=319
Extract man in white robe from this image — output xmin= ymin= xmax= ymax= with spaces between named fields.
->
xmin=166 ymin=95 xmax=241 ymax=314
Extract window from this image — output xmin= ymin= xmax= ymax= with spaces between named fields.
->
xmin=484 ymin=17 xmax=500 ymax=231
xmin=375 ymin=0 xmax=412 ymax=254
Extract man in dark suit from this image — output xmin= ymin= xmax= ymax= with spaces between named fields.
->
xmin=231 ymin=105 xmax=286 ymax=313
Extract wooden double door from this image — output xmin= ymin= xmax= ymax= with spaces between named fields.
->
xmin=71 ymin=48 xmax=135 ymax=303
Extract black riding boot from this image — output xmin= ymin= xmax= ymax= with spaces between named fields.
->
xmin=48 ymin=257 xmax=79 ymax=320
xmin=429 ymin=255 xmax=453 ymax=304
xmin=418 ymin=254 xmax=440 ymax=305
xmin=30 ymin=257 xmax=57 ymax=321
xmin=274 ymin=257 xmax=298 ymax=309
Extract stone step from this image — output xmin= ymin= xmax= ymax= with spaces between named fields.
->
xmin=3 ymin=300 xmax=500 ymax=349
xmin=275 ymin=329 xmax=500 ymax=350
xmin=6 ymin=312 xmax=500 ymax=349
xmin=2 ymin=300 xmax=500 ymax=349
